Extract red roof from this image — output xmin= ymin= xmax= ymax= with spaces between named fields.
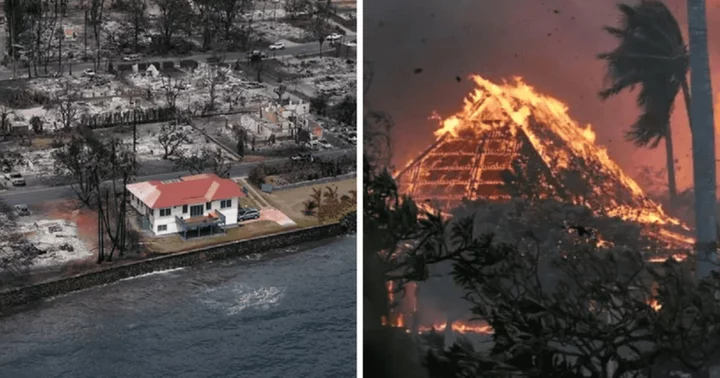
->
xmin=126 ymin=173 xmax=245 ymax=209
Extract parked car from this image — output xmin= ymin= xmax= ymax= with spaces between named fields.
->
xmin=269 ymin=42 xmax=285 ymax=50
xmin=14 ymin=204 xmax=30 ymax=216
xmin=290 ymin=153 xmax=314 ymax=163
xmin=82 ymin=69 xmax=95 ymax=77
xmin=237 ymin=208 xmax=260 ymax=222
xmin=7 ymin=172 xmax=25 ymax=186
xmin=248 ymin=50 xmax=267 ymax=59
xmin=326 ymin=33 xmax=342 ymax=41
xmin=122 ymin=54 xmax=141 ymax=62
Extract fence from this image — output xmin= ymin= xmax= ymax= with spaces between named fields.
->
xmin=79 ymin=106 xmax=178 ymax=129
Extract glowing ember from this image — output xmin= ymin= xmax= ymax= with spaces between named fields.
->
xmin=418 ymin=321 xmax=494 ymax=335
xmin=647 ymin=298 xmax=662 ymax=312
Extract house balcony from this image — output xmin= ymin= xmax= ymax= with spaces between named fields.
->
xmin=175 ymin=210 xmax=227 ymax=239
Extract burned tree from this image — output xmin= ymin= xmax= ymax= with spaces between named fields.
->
xmin=52 ymin=84 xmax=82 ymax=130
xmin=310 ymin=1 xmax=333 ymax=53
xmin=95 ymin=138 xmax=136 ymax=262
xmin=173 ymin=147 xmax=232 ymax=178
xmin=161 ymin=74 xmax=179 ymax=110
xmin=157 ymin=121 xmax=190 ymax=159
xmin=296 ymin=127 xmax=311 ymax=144
xmin=89 ymin=0 xmax=106 ymax=70
xmin=274 ymin=84 xmax=287 ymax=103
xmin=218 ymin=0 xmax=240 ymax=39
xmin=52 ymin=129 xmax=110 ymax=206
xmin=0 ymin=105 xmax=12 ymax=137
xmin=250 ymin=53 xmax=265 ymax=82
xmin=52 ymin=131 xmax=138 ymax=263
xmin=205 ymin=64 xmax=227 ymax=114
xmin=174 ymin=149 xmax=208 ymax=174
xmin=127 ymin=0 xmax=147 ymax=51
xmin=235 ymin=127 xmax=247 ymax=157
xmin=154 ymin=0 xmax=192 ymax=52
xmin=205 ymin=148 xmax=232 ymax=178
xmin=311 ymin=19 xmax=332 ymax=53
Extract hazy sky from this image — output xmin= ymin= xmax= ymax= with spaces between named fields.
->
xmin=365 ymin=0 xmax=720 ymax=191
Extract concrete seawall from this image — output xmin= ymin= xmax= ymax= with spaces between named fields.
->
xmin=0 ymin=224 xmax=345 ymax=311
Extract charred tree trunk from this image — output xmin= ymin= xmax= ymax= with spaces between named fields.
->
xmin=97 ymin=198 xmax=104 ymax=263
xmin=84 ymin=9 xmax=88 ymax=58
xmin=664 ymin=121 xmax=678 ymax=209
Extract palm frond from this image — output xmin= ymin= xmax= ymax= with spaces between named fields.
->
xmin=598 ymin=0 xmax=686 ymax=147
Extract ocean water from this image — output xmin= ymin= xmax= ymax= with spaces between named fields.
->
xmin=0 ymin=236 xmax=356 ymax=378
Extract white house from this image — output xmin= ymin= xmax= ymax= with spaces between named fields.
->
xmin=126 ymin=173 xmax=245 ymax=237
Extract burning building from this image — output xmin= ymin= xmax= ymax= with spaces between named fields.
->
xmin=395 ymin=75 xmax=693 ymax=250
xmin=387 ymin=75 xmax=695 ymax=336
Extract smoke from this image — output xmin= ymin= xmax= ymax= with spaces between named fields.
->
xmin=366 ymin=0 xmax=720 ymax=191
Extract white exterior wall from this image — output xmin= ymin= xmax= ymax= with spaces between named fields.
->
xmin=147 ymin=197 xmax=240 ymax=236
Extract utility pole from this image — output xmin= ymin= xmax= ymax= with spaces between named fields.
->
xmin=10 ymin=0 xmax=16 ymax=80
xmin=687 ymin=0 xmax=718 ymax=280
xmin=84 ymin=9 xmax=88 ymax=57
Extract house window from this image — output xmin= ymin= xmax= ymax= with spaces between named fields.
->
xmin=206 ymin=202 xmax=211 ymax=210
xmin=220 ymin=199 xmax=232 ymax=209
xmin=158 ymin=224 xmax=167 ymax=232
xmin=159 ymin=208 xmax=171 ymax=217
xmin=182 ymin=205 xmax=188 ymax=214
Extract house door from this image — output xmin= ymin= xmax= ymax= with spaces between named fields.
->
xmin=190 ymin=205 xmax=204 ymax=217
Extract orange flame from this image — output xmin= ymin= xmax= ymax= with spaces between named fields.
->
xmin=424 ymin=75 xmax=693 ymax=249
xmin=647 ymin=298 xmax=662 ymax=312
xmin=418 ymin=321 xmax=494 ymax=335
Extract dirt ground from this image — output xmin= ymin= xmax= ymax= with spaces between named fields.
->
xmin=144 ymin=220 xmax=285 ymax=254
xmin=259 ymin=178 xmax=357 ymax=227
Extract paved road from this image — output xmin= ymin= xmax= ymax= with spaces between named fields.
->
xmin=0 ymin=148 xmax=355 ymax=206
xmin=0 ymin=42 xmax=337 ymax=81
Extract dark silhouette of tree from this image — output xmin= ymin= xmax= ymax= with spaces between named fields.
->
xmin=250 ymin=53 xmax=265 ymax=82
xmin=52 ymin=131 xmax=106 ymax=206
xmin=248 ymin=165 xmax=266 ymax=187
xmin=598 ymin=1 xmax=689 ymax=208
xmin=310 ymin=94 xmax=329 ymax=115
xmin=297 ymin=128 xmax=311 ymax=144
xmin=236 ymin=132 xmax=245 ymax=157
xmin=365 ymin=157 xmax=720 ymax=377
xmin=157 ymin=122 xmax=190 ymax=159
xmin=154 ymin=0 xmax=192 ymax=52
xmin=331 ymin=95 xmax=356 ymax=126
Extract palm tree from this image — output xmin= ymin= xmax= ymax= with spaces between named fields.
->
xmin=598 ymin=0 xmax=690 ymax=208
xmin=686 ymin=0 xmax=717 ymax=279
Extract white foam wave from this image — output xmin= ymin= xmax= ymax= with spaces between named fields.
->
xmin=202 ymin=285 xmax=285 ymax=316
xmin=117 ymin=267 xmax=186 ymax=282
